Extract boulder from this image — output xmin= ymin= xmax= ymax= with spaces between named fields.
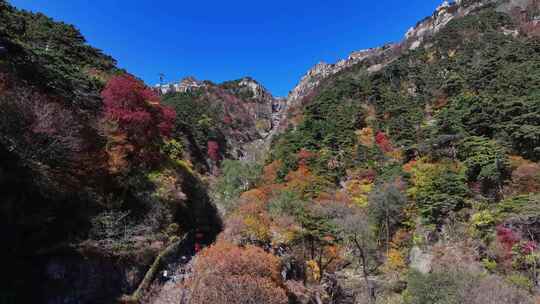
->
xmin=409 ymin=246 xmax=433 ymax=274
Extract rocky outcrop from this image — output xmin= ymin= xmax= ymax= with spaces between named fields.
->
xmin=218 ymin=78 xmax=288 ymax=160
xmin=409 ymin=246 xmax=434 ymax=274
xmin=154 ymin=76 xmax=207 ymax=94
xmin=403 ymin=0 xmax=500 ymax=50
xmin=237 ymin=77 xmax=274 ymax=101
xmin=498 ymin=0 xmax=540 ymax=37
xmin=286 ymin=46 xmax=398 ymax=109
xmin=221 ymin=77 xmax=277 ymax=134
xmin=159 ymin=75 xmax=288 ymax=164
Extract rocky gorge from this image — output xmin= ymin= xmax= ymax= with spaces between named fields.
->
xmin=1 ymin=0 xmax=540 ymax=303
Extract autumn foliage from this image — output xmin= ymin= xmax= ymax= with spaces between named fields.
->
xmin=189 ymin=241 xmax=288 ymax=304
xmin=495 ymin=225 xmax=521 ymax=269
xmin=207 ymin=140 xmax=220 ymax=162
xmin=102 ymin=74 xmax=175 ymax=137
xmin=497 ymin=226 xmax=520 ymax=253
xmin=511 ymin=160 xmax=540 ymax=194
xmin=101 ymin=74 xmax=175 ymax=165
xmin=375 ymin=131 xmax=393 ymax=153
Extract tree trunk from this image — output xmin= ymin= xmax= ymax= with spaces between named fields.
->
xmin=386 ymin=209 xmax=390 ymax=257
xmin=353 ymin=236 xmax=376 ymax=304
xmin=120 ymin=235 xmax=186 ymax=303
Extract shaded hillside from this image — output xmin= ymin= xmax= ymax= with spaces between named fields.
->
xmin=0 ymin=2 xmax=222 ymax=302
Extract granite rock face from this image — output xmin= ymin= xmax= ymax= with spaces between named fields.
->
xmin=286 ymin=46 xmax=397 ymax=109
xmin=409 ymin=246 xmax=434 ymax=274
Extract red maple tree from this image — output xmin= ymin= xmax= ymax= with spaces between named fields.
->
xmin=207 ymin=140 xmax=220 ymax=162
xmin=101 ymin=74 xmax=175 ymax=162
xmin=375 ymin=132 xmax=393 ymax=153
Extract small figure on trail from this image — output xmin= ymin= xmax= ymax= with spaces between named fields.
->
xmin=159 ymin=270 xmax=169 ymax=283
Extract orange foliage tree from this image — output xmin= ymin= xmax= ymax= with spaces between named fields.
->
xmin=188 ymin=241 xmax=288 ymax=304
xmin=285 ymin=164 xmax=328 ymax=198
xmin=511 ymin=160 xmax=540 ymax=194
xmin=262 ymin=160 xmax=282 ymax=184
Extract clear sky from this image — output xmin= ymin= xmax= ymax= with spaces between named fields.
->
xmin=9 ymin=0 xmax=443 ymax=97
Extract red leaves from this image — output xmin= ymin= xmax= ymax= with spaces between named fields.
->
xmin=496 ymin=225 xmax=520 ymax=252
xmin=297 ymin=148 xmax=314 ymax=165
xmin=522 ymin=241 xmax=537 ymax=255
xmin=195 ymin=242 xmax=281 ymax=280
xmin=158 ymin=106 xmax=176 ymax=137
xmin=101 ymin=74 xmax=175 ymax=139
xmin=111 ymin=74 xmax=157 ymax=104
xmin=207 ymin=140 xmax=220 ymax=162
xmin=101 ymin=74 xmax=175 ymax=165
xmin=375 ymin=131 xmax=393 ymax=153
xmin=223 ymin=115 xmax=233 ymax=125
xmin=494 ymin=225 xmax=520 ymax=269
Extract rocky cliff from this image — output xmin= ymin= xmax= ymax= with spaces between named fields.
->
xmin=285 ymin=0 xmax=540 ymax=113
xmin=160 ymin=76 xmax=286 ymax=169
xmin=286 ymin=46 xmax=398 ymax=109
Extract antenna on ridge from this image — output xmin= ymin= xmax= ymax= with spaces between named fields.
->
xmin=159 ymin=73 xmax=165 ymax=86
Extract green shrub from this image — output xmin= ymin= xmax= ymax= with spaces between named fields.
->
xmin=506 ymin=273 xmax=533 ymax=291
xmin=496 ymin=194 xmax=540 ymax=219
xmin=213 ymin=160 xmax=262 ymax=210
xmin=161 ymin=139 xmax=184 ymax=161
xmin=413 ymin=165 xmax=469 ymax=225
xmin=482 ymin=258 xmax=498 ymax=272
xmin=470 ymin=209 xmax=496 ymax=240
xmin=267 ymin=190 xmax=306 ymax=218
xmin=404 ymin=270 xmax=465 ymax=304
xmin=458 ymin=136 xmax=509 ymax=194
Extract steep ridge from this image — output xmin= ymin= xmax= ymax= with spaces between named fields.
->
xmin=273 ymin=0 xmax=540 ymax=184
xmin=286 ymin=46 xmax=398 ymax=111
xmin=160 ymin=76 xmax=286 ymax=167
xmin=284 ymin=0 xmax=540 ymax=120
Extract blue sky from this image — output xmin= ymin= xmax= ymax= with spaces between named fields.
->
xmin=10 ymin=0 xmax=443 ymax=96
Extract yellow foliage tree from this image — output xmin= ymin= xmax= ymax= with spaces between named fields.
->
xmin=345 ymin=179 xmax=373 ymax=207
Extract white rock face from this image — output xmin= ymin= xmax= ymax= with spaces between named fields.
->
xmin=239 ymin=77 xmax=271 ymax=100
xmin=154 ymin=76 xmax=206 ymax=94
xmin=404 ymin=0 xmax=494 ymax=50
xmin=286 ymin=47 xmax=394 ymax=108
xmin=177 ymin=76 xmax=204 ymax=93
xmin=409 ymin=246 xmax=433 ymax=274
xmin=367 ymin=64 xmax=383 ymax=73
